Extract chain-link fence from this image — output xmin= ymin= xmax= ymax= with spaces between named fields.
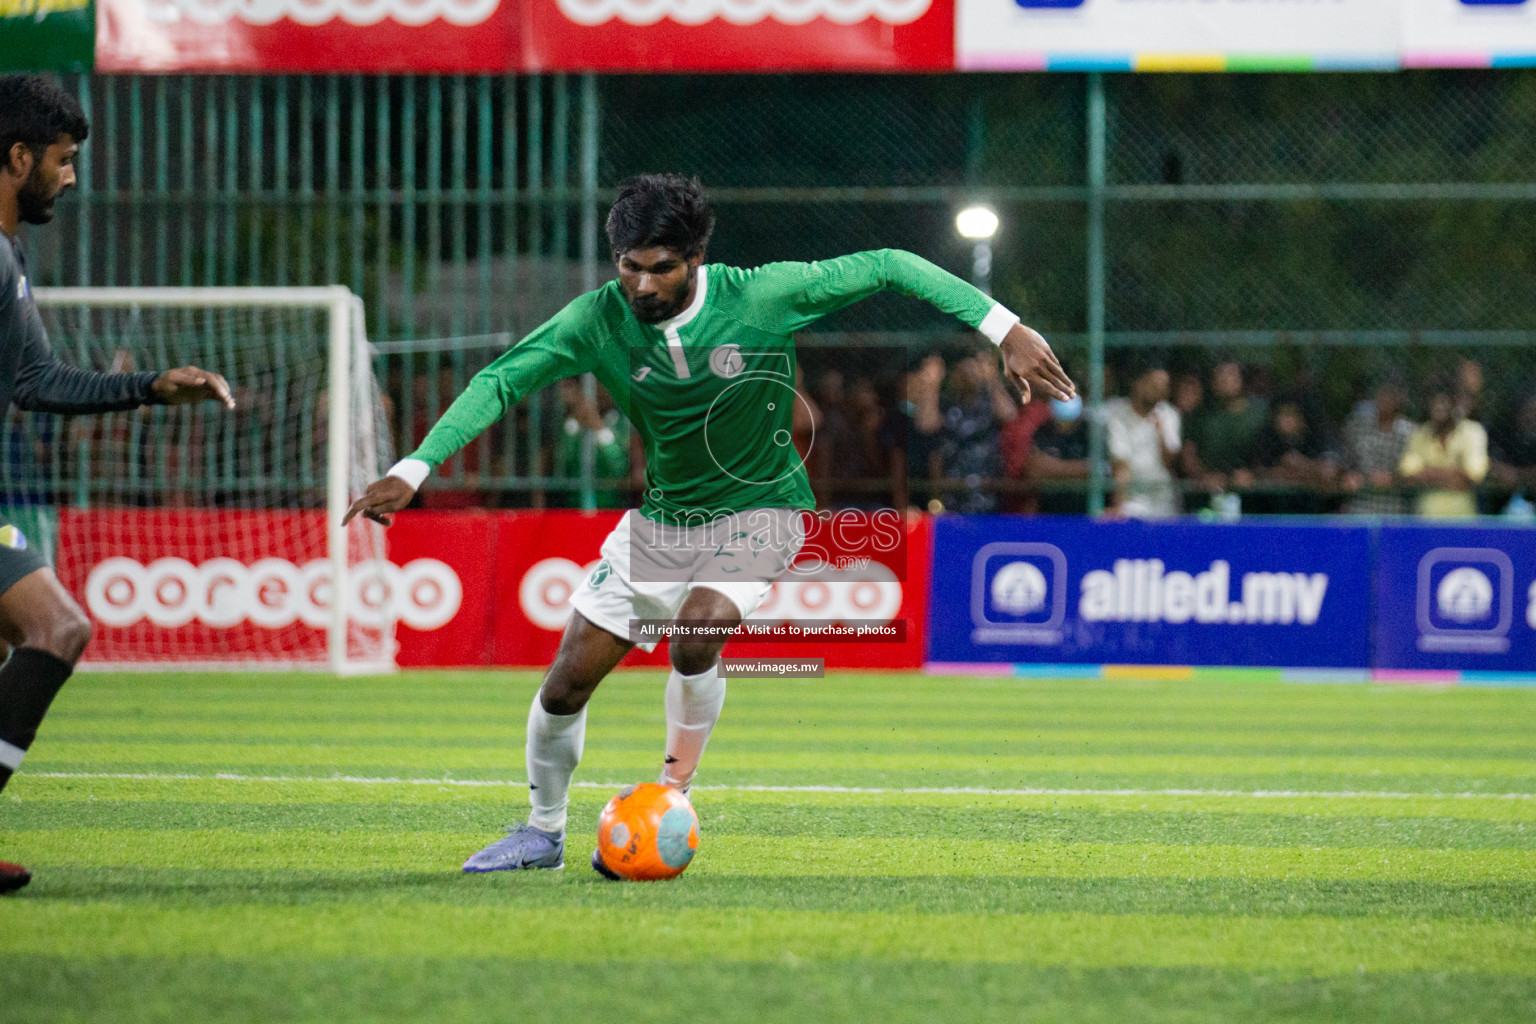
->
xmin=18 ymin=71 xmax=1536 ymax=516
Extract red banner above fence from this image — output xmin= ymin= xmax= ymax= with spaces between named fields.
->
xmin=520 ymin=0 xmax=953 ymax=72
xmin=94 ymin=0 xmax=519 ymax=71
xmin=92 ymin=0 xmax=951 ymax=70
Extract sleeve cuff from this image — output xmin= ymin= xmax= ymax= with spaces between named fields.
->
xmin=386 ymin=458 xmax=431 ymax=491
xmin=978 ymin=304 xmax=1021 ymax=346
xmin=136 ymin=371 xmax=165 ymax=405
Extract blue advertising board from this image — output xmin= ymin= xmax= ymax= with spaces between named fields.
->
xmin=928 ymin=517 xmax=1373 ymax=668
xmin=1375 ymin=523 xmax=1536 ymax=672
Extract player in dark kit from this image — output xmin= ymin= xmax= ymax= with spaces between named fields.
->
xmin=0 ymin=75 xmax=236 ymax=893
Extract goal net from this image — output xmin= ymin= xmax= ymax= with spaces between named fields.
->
xmin=9 ymin=288 xmax=395 ymax=673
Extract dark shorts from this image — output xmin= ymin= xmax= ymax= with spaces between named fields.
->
xmin=0 ymin=513 xmax=50 ymax=598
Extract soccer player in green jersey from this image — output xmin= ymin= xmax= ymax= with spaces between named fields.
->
xmin=344 ymin=174 xmax=1074 ymax=874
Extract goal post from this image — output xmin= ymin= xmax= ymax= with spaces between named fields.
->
xmin=18 ymin=286 xmax=395 ymax=674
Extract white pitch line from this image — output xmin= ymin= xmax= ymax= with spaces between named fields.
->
xmin=21 ymin=771 xmax=1536 ymax=801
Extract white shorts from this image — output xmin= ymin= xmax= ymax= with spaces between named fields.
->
xmin=570 ymin=508 xmax=805 ymax=652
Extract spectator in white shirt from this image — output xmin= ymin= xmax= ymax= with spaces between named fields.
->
xmin=1104 ymin=364 xmax=1181 ymax=519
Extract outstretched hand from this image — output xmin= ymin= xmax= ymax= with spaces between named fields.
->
xmin=999 ymin=323 xmax=1075 ymax=404
xmin=153 ymin=366 xmax=236 ymax=409
xmin=342 ymin=476 xmax=417 ymax=527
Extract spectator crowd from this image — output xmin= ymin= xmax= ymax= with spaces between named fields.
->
xmin=785 ymin=348 xmax=1524 ymax=520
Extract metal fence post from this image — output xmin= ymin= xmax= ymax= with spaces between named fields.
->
xmin=1086 ymin=72 xmax=1108 ymax=517
xmin=578 ymin=73 xmax=600 ymax=511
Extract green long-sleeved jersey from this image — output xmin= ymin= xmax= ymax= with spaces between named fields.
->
xmin=406 ymin=249 xmax=1013 ymax=521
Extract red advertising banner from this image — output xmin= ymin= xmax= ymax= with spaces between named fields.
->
xmin=54 ymin=507 xmax=411 ymax=666
xmin=461 ymin=508 xmax=927 ymax=669
xmin=520 ymin=0 xmax=954 ymax=72
xmin=94 ymin=0 xmax=518 ymax=72
xmin=55 ymin=507 xmax=926 ymax=669
xmin=57 ymin=507 xmax=318 ymax=664
xmin=384 ymin=509 xmax=501 ymax=667
xmin=92 ymin=0 xmax=949 ymax=71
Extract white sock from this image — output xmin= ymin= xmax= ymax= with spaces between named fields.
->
xmin=659 ymin=663 xmax=726 ymax=791
xmin=525 ymin=694 xmax=586 ymax=834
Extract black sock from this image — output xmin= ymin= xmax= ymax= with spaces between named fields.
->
xmin=0 ymin=648 xmax=75 ymax=794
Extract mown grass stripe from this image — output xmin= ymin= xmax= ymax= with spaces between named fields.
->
xmin=55 ymin=673 xmax=1536 ymax=714
xmin=28 ymin=744 xmax=1536 ymax=780
xmin=10 ymin=800 xmax=1536 ymax=851
xmin=29 ymin=764 xmax=1535 ymax=797
xmin=53 ymin=695 xmax=1536 ymax=726
xmin=45 ymin=720 xmax=1535 ymax=755
xmin=3 ymin=904 xmax=1532 ymax=974
xmin=23 ymin=770 xmax=1536 ymax=803
xmin=9 ymin=830 xmax=1534 ymax=882
xmin=23 ymin=867 xmax=1536 ymax=920
xmin=16 ymin=774 xmax=1536 ymax=821
xmin=6 ymin=958 xmax=1536 ymax=1024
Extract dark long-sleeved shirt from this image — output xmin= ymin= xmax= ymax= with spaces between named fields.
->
xmin=1 ymin=231 xmax=160 ymax=415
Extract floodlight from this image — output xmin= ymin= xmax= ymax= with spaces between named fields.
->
xmin=955 ymin=206 xmax=999 ymax=240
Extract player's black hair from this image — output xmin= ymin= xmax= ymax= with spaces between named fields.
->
xmin=0 ymin=75 xmax=89 ymax=172
xmin=606 ymin=174 xmax=714 ymax=259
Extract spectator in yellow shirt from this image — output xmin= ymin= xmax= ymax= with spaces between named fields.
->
xmin=1399 ymin=387 xmax=1489 ymax=518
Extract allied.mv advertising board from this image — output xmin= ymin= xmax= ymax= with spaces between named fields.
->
xmin=928 ymin=517 xmax=1373 ymax=669
xmin=1375 ymin=524 xmax=1536 ymax=673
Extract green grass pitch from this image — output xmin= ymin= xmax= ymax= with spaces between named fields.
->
xmin=2 ymin=669 xmax=1534 ymax=1022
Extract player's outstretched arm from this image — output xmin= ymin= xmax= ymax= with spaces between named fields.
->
xmin=151 ymin=366 xmax=236 ymax=409
xmin=342 ymin=475 xmax=416 ymax=527
xmin=774 ymin=249 xmax=1075 ymax=403
xmin=343 ymin=349 xmax=563 ymax=528
xmin=349 ymin=293 xmax=601 ymax=528
xmin=11 ymin=323 xmax=236 ymax=414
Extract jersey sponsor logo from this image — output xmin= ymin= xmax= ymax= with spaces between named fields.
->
xmin=138 ymin=0 xmax=499 ymax=27
xmin=630 ymin=365 xmax=653 ymax=382
xmin=0 ymin=525 xmax=26 ymax=551
xmin=553 ymin=0 xmax=931 ymax=26
xmin=708 ymin=344 xmax=745 ymax=379
xmin=518 ymin=556 xmax=902 ymax=630
xmin=84 ymin=556 xmax=461 ymax=631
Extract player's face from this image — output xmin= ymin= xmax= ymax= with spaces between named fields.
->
xmin=616 ymin=246 xmax=701 ymax=324
xmin=16 ymin=135 xmax=79 ymax=226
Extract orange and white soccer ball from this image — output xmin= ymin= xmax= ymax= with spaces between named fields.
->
xmin=592 ymin=783 xmax=700 ymax=881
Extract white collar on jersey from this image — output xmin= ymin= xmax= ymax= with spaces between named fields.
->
xmin=655 ymin=265 xmax=708 ymax=334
